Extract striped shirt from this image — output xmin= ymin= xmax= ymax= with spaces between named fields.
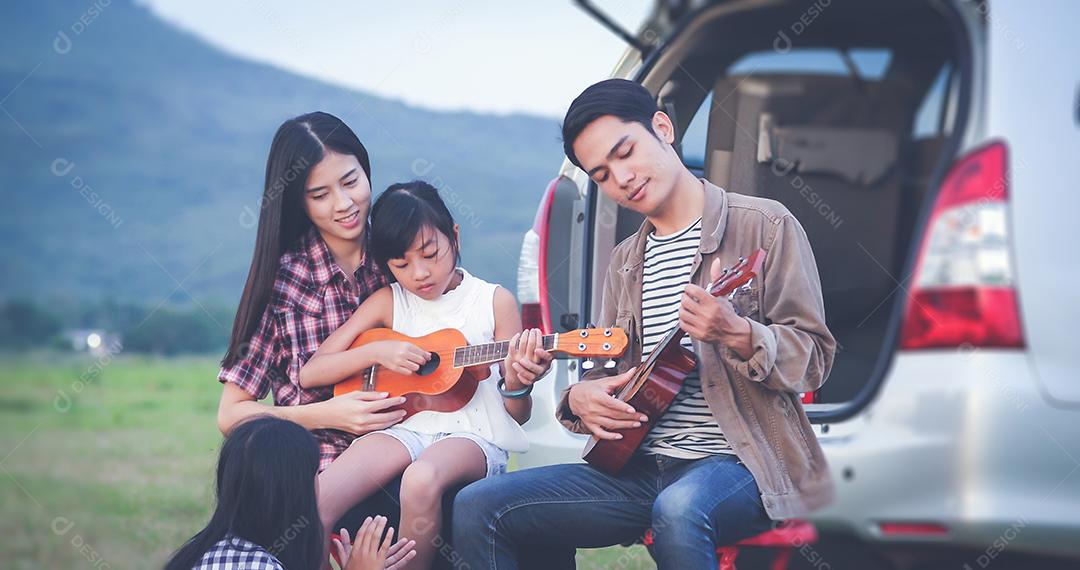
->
xmin=637 ymin=217 xmax=735 ymax=459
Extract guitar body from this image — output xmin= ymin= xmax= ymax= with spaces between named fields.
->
xmin=581 ymin=249 xmax=767 ymax=475
xmin=332 ymin=328 xmax=489 ymax=419
xmin=582 ymin=341 xmax=697 ymax=474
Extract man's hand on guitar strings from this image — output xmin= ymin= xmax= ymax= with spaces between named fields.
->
xmin=568 ymin=367 xmax=650 ymax=440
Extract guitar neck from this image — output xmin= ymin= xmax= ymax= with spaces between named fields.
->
xmin=645 ymin=269 xmax=756 ymax=365
xmin=453 ymin=335 xmax=557 ymax=367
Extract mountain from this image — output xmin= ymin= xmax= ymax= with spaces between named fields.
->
xmin=0 ymin=0 xmax=564 ymax=308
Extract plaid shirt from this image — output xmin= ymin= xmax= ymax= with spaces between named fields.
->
xmin=194 ymin=535 xmax=283 ymax=570
xmin=219 ymin=226 xmax=389 ymax=471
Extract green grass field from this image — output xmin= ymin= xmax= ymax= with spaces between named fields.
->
xmin=0 ymin=352 xmax=654 ymax=569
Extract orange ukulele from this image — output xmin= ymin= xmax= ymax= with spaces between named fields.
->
xmin=582 ymin=250 xmax=766 ymax=474
xmin=334 ymin=327 xmax=628 ymax=419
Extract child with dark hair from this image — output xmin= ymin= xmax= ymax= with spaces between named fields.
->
xmin=165 ymin=415 xmax=416 ymax=570
xmin=298 ymin=181 xmax=554 ymax=570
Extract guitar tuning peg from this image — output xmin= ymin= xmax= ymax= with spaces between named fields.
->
xmin=603 ymin=359 xmax=617 ymax=369
xmin=581 ymin=359 xmax=596 ymax=371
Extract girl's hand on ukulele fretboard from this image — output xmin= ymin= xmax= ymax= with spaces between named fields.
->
xmin=504 ymin=328 xmax=554 ymax=387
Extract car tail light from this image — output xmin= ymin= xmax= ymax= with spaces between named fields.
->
xmin=517 ymin=177 xmax=561 ymax=334
xmin=899 ymin=142 xmax=1024 ymax=349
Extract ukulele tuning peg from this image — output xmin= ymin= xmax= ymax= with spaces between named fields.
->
xmin=585 ymin=322 xmax=596 ymax=329
xmin=581 ymin=359 xmax=596 ymax=371
xmin=603 ymin=359 xmax=617 ymax=369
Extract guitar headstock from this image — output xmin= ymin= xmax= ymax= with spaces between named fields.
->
xmin=707 ymin=249 xmax=766 ymax=298
xmin=555 ymin=327 xmax=628 ymax=358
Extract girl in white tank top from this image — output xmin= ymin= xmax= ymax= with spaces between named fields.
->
xmin=297 ymin=181 xmax=554 ymax=569
xmin=389 ymin=267 xmax=530 ymax=452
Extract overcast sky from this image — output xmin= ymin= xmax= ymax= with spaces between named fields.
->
xmin=140 ymin=0 xmax=653 ymax=118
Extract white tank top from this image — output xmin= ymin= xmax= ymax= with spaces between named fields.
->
xmin=390 ymin=268 xmax=529 ymax=453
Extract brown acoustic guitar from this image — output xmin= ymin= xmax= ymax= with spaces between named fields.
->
xmin=582 ymin=250 xmax=766 ymax=474
xmin=334 ymin=327 xmax=628 ymax=419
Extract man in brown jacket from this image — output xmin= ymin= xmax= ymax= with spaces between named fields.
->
xmin=453 ymin=79 xmax=836 ymax=569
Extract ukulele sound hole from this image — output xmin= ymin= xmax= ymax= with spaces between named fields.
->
xmin=418 ymin=352 xmax=440 ymax=376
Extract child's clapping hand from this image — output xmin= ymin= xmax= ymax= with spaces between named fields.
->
xmin=503 ymin=328 xmax=554 ymax=389
xmin=335 ymin=516 xmax=416 ymax=570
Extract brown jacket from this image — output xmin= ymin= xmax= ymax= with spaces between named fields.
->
xmin=556 ymin=180 xmax=836 ymax=520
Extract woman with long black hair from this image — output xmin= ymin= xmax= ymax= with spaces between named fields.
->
xmin=217 ymin=111 xmax=403 ymax=465
xmin=211 ymin=110 xmax=572 ymax=569
xmin=213 ymin=111 xmax=421 ymax=566
xmin=165 ymin=415 xmax=415 ymax=569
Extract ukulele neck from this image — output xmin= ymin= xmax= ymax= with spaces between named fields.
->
xmin=644 ymin=275 xmax=744 ymax=365
xmin=453 ymin=335 xmax=558 ymax=367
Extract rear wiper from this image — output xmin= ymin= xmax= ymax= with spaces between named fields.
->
xmin=574 ymin=0 xmax=652 ymax=56
xmin=839 ymin=48 xmax=867 ymax=93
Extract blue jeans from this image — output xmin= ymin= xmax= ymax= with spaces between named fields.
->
xmin=452 ymin=453 xmax=775 ymax=569
xmin=336 ymin=475 xmax=573 ymax=570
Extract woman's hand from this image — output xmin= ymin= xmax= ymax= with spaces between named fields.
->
xmin=318 ymin=391 xmax=406 ymax=434
xmin=503 ymin=328 xmax=554 ymax=389
xmin=371 ymin=341 xmax=431 ymax=375
xmin=335 ymin=516 xmax=417 ymax=570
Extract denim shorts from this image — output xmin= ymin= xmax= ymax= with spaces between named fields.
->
xmin=357 ymin=425 xmax=509 ymax=478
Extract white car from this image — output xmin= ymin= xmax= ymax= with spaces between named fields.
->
xmin=514 ymin=0 xmax=1080 ymax=567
